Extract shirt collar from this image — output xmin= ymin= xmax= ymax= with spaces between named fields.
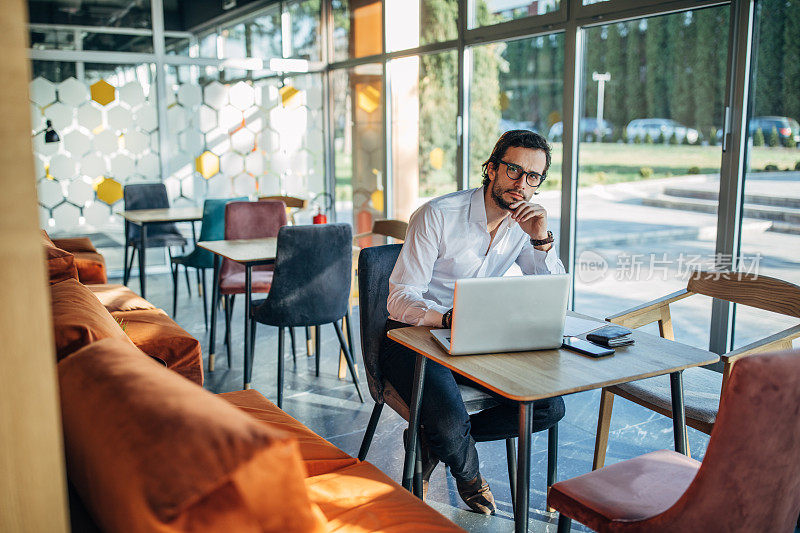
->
xmin=470 ymin=186 xmax=516 ymax=230
xmin=469 ymin=187 xmax=487 ymax=225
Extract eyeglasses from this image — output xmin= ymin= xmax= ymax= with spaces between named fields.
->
xmin=498 ymin=159 xmax=544 ymax=187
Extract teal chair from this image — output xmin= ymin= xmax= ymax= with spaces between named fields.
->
xmin=171 ymin=197 xmax=247 ymax=329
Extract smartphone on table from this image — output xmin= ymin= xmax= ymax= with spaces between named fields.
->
xmin=562 ymin=336 xmax=615 ymax=358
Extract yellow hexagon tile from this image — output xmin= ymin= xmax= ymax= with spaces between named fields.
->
xmin=279 ymin=85 xmax=301 ymax=109
xmin=96 ymin=177 xmax=123 ymax=204
xmin=370 ymin=188 xmax=384 ymax=212
xmin=90 ymin=80 xmax=116 ymax=106
xmin=357 ymin=85 xmax=380 ymax=114
xmin=195 ymin=150 xmax=219 ymax=179
xmin=429 ymin=147 xmax=444 ymax=170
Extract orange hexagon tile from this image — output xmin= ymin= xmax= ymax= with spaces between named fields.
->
xmin=90 ymin=80 xmax=116 ymax=106
xmin=195 ymin=150 xmax=219 ymax=179
xmin=96 ymin=177 xmax=123 ymax=204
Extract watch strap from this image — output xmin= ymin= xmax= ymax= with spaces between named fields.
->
xmin=530 ymin=230 xmax=554 ymax=246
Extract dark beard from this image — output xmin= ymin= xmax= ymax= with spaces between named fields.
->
xmin=491 ymin=181 xmax=519 ymax=211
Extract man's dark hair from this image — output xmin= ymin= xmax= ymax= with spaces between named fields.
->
xmin=481 ymin=129 xmax=552 ymax=188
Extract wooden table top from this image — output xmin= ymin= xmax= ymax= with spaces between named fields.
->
xmin=120 ymin=207 xmax=203 ymax=224
xmin=387 ymin=313 xmax=719 ymax=402
xmin=197 ymin=238 xmax=278 ymax=264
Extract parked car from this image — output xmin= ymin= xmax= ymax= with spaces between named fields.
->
xmin=499 ymin=119 xmax=536 ymax=134
xmin=548 ymin=118 xmax=614 ymax=142
xmin=748 ymin=116 xmax=800 ymax=146
xmin=625 ymin=118 xmax=699 ymax=144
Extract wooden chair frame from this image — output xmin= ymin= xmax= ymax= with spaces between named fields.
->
xmin=258 ymin=195 xmax=309 ymax=225
xmin=592 ymin=271 xmax=800 ymax=470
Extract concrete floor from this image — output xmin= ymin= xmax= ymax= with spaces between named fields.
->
xmin=119 ymin=270 xmax=720 ymax=532
xmin=97 ymin=174 xmax=799 ymax=531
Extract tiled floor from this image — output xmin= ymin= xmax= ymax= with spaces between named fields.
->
xmin=127 ymin=271 xmax=731 ymax=532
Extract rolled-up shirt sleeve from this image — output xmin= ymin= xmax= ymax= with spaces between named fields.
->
xmin=387 ymin=205 xmax=450 ymax=327
xmin=516 ymin=239 xmax=566 ymax=275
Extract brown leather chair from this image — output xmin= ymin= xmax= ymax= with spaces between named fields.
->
xmin=549 ymin=348 xmax=800 ymax=532
xmin=592 ymin=270 xmax=800 ymax=470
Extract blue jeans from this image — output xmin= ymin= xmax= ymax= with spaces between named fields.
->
xmin=380 ymin=320 xmax=487 ymax=483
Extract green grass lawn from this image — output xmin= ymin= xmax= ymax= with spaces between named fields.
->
xmin=335 ymin=143 xmax=799 ymax=200
xmin=540 ymin=142 xmax=800 ymax=190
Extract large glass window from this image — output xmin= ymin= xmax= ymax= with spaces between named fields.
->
xmin=574 ymin=7 xmax=730 ymax=348
xmin=467 ymin=34 xmax=564 ymax=239
xmin=733 ymin=0 xmax=800 ymax=348
xmin=332 ymin=0 xmax=382 ymax=62
xmin=385 ymin=0 xmax=458 ymax=52
xmin=468 ymin=0 xmax=560 ymax=29
xmin=287 ymin=0 xmax=322 ymax=61
xmin=331 ymin=64 xmax=384 ymax=237
xmin=389 ymin=50 xmax=458 ymax=222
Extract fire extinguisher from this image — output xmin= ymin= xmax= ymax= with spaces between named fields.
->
xmin=312 ymin=192 xmax=332 ymax=224
xmin=313 ymin=205 xmax=327 ymax=224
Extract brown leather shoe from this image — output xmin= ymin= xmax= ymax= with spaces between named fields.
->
xmin=456 ymin=475 xmax=496 ymax=515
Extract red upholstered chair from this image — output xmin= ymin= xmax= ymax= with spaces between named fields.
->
xmin=218 ymin=201 xmax=287 ymax=365
xmin=548 ymin=349 xmax=800 ymax=533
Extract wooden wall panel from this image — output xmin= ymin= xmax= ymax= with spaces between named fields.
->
xmin=0 ymin=1 xmax=70 ymax=531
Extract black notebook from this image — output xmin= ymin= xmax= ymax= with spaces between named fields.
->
xmin=586 ymin=325 xmax=635 ymax=347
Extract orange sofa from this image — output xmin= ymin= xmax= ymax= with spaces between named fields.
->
xmin=43 ymin=233 xmax=462 ymax=532
xmin=48 ymin=233 xmax=108 ymax=284
xmin=43 ymin=231 xmax=203 ymax=385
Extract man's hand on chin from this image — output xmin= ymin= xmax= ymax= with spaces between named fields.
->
xmin=509 ymin=200 xmax=552 ymax=251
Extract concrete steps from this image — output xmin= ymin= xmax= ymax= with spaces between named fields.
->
xmin=642 ymin=192 xmax=800 ymax=234
xmin=662 ymin=186 xmax=800 ymax=209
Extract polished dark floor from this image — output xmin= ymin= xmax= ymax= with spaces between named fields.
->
xmin=123 ymin=270 xmax=720 ymax=532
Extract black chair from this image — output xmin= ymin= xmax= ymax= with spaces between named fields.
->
xmin=249 ymin=223 xmax=364 ymax=408
xmin=122 ymin=183 xmax=188 ymax=286
xmin=356 ymin=244 xmax=565 ymax=511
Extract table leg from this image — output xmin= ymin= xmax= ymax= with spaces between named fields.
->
xmin=208 ymin=255 xmax=220 ymax=372
xmin=138 ymin=224 xmax=147 ymax=298
xmin=515 ymin=402 xmax=533 ymax=533
xmin=402 ymin=354 xmax=427 ymax=494
xmin=670 ymin=371 xmax=688 ymax=455
xmin=243 ymin=265 xmax=252 ymax=390
xmin=123 ymin=220 xmax=130 ymax=285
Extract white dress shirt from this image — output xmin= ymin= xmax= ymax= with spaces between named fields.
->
xmin=388 ymin=187 xmax=566 ymax=327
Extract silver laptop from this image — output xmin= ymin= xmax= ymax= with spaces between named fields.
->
xmin=431 ymin=274 xmax=570 ymax=355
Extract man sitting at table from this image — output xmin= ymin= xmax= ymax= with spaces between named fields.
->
xmin=383 ymin=130 xmax=566 ymax=515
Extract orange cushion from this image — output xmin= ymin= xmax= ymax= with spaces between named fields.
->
xmin=72 ymin=251 xmax=107 ymax=284
xmin=88 ymin=284 xmax=155 ymax=313
xmin=111 ymin=308 xmax=203 ymax=386
xmin=220 ymin=389 xmax=359 ymax=477
xmin=52 ymin=236 xmax=97 ymax=254
xmin=305 ymin=462 xmax=463 ymax=532
xmin=51 ymin=237 xmax=107 ymax=284
xmin=50 ymin=278 xmax=132 ymax=361
xmin=42 ymin=231 xmax=78 ymax=285
xmin=58 ymin=338 xmax=326 ymax=533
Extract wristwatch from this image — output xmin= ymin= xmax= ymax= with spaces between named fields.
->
xmin=530 ymin=230 xmax=554 ymax=247
xmin=442 ymin=309 xmax=453 ymax=329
